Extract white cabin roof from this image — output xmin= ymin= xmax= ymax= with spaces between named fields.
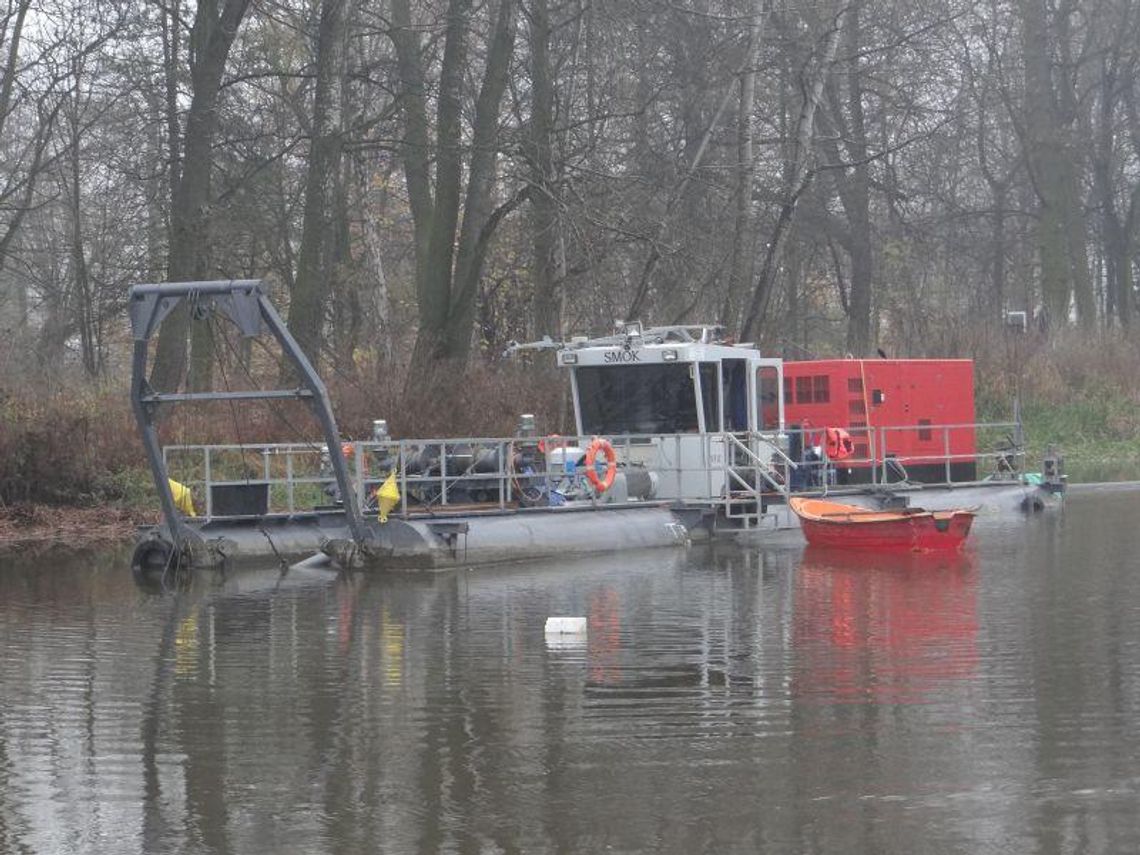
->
xmin=555 ymin=323 xmax=768 ymax=367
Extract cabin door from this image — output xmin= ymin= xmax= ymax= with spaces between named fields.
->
xmin=721 ymin=359 xmax=750 ymax=432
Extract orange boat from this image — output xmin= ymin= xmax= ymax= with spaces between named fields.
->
xmin=789 ymin=497 xmax=976 ymax=552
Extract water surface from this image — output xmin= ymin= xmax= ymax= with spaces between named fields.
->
xmin=2 ymin=488 xmax=1139 ymax=853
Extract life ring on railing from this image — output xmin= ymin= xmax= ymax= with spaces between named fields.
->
xmin=825 ymin=427 xmax=855 ymax=460
xmin=585 ymin=437 xmax=618 ymax=493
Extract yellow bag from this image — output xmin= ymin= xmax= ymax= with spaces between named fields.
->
xmin=168 ymin=479 xmax=197 ymax=516
xmin=376 ymin=471 xmax=400 ymax=523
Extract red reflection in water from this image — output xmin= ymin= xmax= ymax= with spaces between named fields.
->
xmin=792 ymin=546 xmax=979 ymax=703
xmin=588 ymin=587 xmax=621 ymax=685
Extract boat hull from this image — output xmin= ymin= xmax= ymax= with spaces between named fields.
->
xmin=790 ymin=498 xmax=975 ymax=552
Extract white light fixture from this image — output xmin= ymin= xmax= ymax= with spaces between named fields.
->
xmin=662 ymin=349 xmax=678 ymax=361
xmin=561 ymin=352 xmax=578 ymax=364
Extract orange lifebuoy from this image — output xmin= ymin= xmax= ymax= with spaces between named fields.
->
xmin=825 ymin=427 xmax=855 ymax=460
xmin=584 ymin=437 xmax=618 ymax=493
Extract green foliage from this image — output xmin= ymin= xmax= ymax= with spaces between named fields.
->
xmin=975 ymin=332 xmax=1140 ymax=481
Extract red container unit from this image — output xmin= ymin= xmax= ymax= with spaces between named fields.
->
xmin=782 ymin=359 xmax=977 ymax=483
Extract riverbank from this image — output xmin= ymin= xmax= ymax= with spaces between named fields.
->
xmin=0 ymin=505 xmax=147 ymax=554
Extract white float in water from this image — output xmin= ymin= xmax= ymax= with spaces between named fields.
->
xmin=545 ymin=616 xmax=588 ymax=636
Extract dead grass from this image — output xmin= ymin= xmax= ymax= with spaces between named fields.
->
xmin=0 ymin=504 xmax=148 ymax=552
xmin=0 ymin=358 xmax=567 ymax=509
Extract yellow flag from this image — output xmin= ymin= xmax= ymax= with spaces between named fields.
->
xmin=376 ymin=471 xmax=400 ymax=523
xmin=168 ymin=479 xmax=197 ymax=516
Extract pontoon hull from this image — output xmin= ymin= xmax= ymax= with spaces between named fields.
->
xmin=131 ymin=479 xmax=1056 ymax=575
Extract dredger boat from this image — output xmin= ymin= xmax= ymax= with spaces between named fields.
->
xmin=128 ymin=280 xmax=1063 ymax=576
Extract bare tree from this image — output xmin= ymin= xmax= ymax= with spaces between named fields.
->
xmin=149 ymin=0 xmax=253 ymax=392
xmin=740 ymin=2 xmax=847 ymax=342
xmin=391 ymin=0 xmax=519 ymax=376
xmin=286 ymin=0 xmax=352 ymax=370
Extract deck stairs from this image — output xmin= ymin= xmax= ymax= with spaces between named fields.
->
xmin=721 ymin=433 xmax=795 ymax=529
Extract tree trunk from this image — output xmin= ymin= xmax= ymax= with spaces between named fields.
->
xmin=390 ymin=0 xmax=434 ymax=283
xmin=528 ymin=0 xmax=561 ymax=341
xmin=442 ymin=0 xmax=518 ymax=364
xmin=287 ymin=0 xmax=350 ymax=371
xmin=831 ymin=2 xmax=873 ymax=356
xmin=740 ymin=2 xmax=847 ymax=341
xmin=1019 ymin=0 xmax=1092 ymax=329
xmin=392 ymin=0 xmax=517 ymax=376
xmin=405 ymin=0 xmax=472 ymax=375
xmin=0 ymin=0 xmax=55 ymax=279
xmin=150 ymin=0 xmax=251 ymax=392
xmin=723 ymin=0 xmax=764 ymax=329
xmin=66 ymin=90 xmax=97 ymax=376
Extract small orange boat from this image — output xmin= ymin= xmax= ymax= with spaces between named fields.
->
xmin=789 ymin=497 xmax=976 ymax=552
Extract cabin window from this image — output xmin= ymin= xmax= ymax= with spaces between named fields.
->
xmin=757 ymin=366 xmax=780 ymax=430
xmin=872 ymin=389 xmax=884 ymax=405
xmin=783 ymin=377 xmax=793 ymax=405
xmin=812 ymin=375 xmax=830 ymax=403
xmin=576 ymin=364 xmax=699 ymax=434
xmin=917 ymin=419 xmax=932 ymax=441
xmin=699 ymin=362 xmax=721 ymax=432
xmin=795 ymin=376 xmax=813 ymax=404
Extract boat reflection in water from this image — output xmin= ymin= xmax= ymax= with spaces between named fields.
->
xmin=792 ymin=546 xmax=979 ymax=704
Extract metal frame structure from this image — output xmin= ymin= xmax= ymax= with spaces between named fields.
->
xmin=129 ymin=279 xmax=367 ymax=553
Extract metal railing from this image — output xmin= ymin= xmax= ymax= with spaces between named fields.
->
xmin=161 ymin=421 xmax=1026 ymax=522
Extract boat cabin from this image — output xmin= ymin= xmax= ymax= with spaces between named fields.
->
xmin=557 ymin=323 xmax=784 ymax=437
xmin=555 ymin=324 xmax=979 ymax=488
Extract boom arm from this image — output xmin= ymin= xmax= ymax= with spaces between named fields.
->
xmin=128 ymin=280 xmax=368 ymax=552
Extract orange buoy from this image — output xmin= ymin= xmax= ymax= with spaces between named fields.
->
xmin=825 ymin=427 xmax=855 ymax=460
xmin=584 ymin=437 xmax=618 ymax=493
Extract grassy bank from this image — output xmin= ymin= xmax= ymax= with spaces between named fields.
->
xmin=0 ymin=505 xmax=146 ymax=553
xmin=975 ymin=331 xmax=1140 ymax=481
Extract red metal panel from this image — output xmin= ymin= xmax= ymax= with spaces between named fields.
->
xmin=783 ymin=359 xmax=976 ymax=468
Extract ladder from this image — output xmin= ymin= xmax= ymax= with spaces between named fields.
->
xmin=722 ymin=433 xmax=795 ymax=527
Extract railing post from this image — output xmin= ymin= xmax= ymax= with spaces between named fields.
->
xmin=286 ymin=450 xmax=295 ymax=514
xmin=944 ymin=425 xmax=951 ymax=484
xmin=675 ymin=434 xmax=682 ymax=498
xmin=354 ymin=443 xmax=366 ymax=515
xmin=440 ymin=441 xmax=448 ymax=506
xmin=879 ymin=429 xmax=887 ymax=484
xmin=399 ymin=441 xmax=408 ymax=518
xmin=499 ymin=441 xmax=507 ymax=511
xmin=204 ymin=447 xmax=213 ymax=519
xmin=870 ymin=428 xmax=879 ymax=486
xmin=505 ymin=441 xmax=513 ymax=506
xmin=706 ymin=434 xmax=713 ymax=502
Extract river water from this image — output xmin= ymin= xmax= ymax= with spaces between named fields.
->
xmin=1 ymin=487 xmax=1139 ymax=854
